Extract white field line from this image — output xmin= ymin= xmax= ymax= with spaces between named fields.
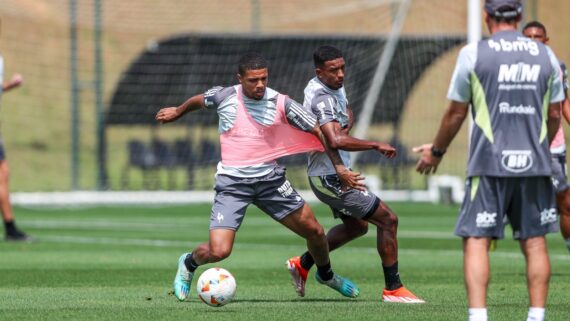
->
xmin=33 ymin=235 xmax=570 ymax=262
xmin=23 ymin=219 xmax=457 ymax=238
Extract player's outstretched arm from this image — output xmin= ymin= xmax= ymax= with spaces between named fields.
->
xmin=311 ymin=124 xmax=366 ymax=191
xmin=156 ymin=94 xmax=205 ymax=124
xmin=2 ymin=74 xmax=23 ymax=92
xmin=321 ymin=121 xmax=396 ymax=158
xmin=414 ymin=100 xmax=469 ymax=175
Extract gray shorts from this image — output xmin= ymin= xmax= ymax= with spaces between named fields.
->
xmin=308 ymin=175 xmax=379 ymax=219
xmin=551 ymin=152 xmax=569 ymax=193
xmin=455 ymin=176 xmax=558 ymax=240
xmin=209 ymin=166 xmax=304 ymax=230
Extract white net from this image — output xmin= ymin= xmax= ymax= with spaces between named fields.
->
xmin=1 ymin=0 xmax=566 ymax=199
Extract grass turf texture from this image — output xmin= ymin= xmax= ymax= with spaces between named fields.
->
xmin=1 ymin=202 xmax=569 ymax=321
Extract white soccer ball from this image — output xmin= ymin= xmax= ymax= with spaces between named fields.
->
xmin=196 ymin=267 xmax=237 ymax=307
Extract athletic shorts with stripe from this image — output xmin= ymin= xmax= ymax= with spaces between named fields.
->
xmin=455 ymin=176 xmax=558 ymax=240
xmin=309 ymin=174 xmax=380 ymax=220
xmin=209 ymin=166 xmax=305 ymax=230
xmin=551 ymin=152 xmax=569 ymax=193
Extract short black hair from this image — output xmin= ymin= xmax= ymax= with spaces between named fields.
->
xmin=523 ymin=20 xmax=547 ymax=34
xmin=313 ymin=45 xmax=344 ymax=68
xmin=237 ymin=52 xmax=268 ymax=75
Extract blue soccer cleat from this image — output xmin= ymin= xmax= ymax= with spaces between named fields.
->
xmin=173 ymin=252 xmax=194 ymax=301
xmin=316 ymin=273 xmax=360 ymax=298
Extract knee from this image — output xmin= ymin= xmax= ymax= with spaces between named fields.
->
xmin=305 ymin=222 xmax=326 ymax=240
xmin=209 ymin=247 xmax=232 ymax=262
xmin=375 ymin=208 xmax=399 ymax=230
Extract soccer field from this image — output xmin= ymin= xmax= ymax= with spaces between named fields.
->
xmin=1 ymin=202 xmax=569 ymax=321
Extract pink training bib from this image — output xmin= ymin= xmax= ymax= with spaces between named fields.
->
xmin=220 ymin=86 xmax=324 ymax=166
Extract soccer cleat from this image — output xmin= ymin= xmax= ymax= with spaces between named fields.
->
xmin=316 ymin=273 xmax=360 ymax=298
xmin=173 ymin=253 xmax=194 ymax=301
xmin=382 ymin=286 xmax=425 ymax=303
xmin=286 ymin=256 xmax=309 ymax=297
xmin=4 ymin=229 xmax=33 ymax=242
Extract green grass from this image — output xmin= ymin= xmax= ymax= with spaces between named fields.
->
xmin=1 ymin=202 xmax=569 ymax=321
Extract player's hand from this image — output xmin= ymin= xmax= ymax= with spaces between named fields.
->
xmin=9 ymin=74 xmax=23 ymax=88
xmin=156 ymin=107 xmax=182 ymax=123
xmin=336 ymin=167 xmax=366 ymax=192
xmin=375 ymin=143 xmax=396 ymax=158
xmin=413 ymin=143 xmax=441 ymax=175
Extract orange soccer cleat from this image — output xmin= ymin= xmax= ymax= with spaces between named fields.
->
xmin=382 ymin=286 xmax=425 ymax=303
xmin=286 ymin=256 xmax=309 ymax=297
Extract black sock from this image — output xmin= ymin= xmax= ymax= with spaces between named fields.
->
xmin=316 ymin=261 xmax=334 ymax=281
xmin=184 ymin=253 xmax=200 ymax=273
xmin=300 ymin=251 xmax=315 ymax=270
xmin=383 ymin=261 xmax=403 ymax=290
xmin=4 ymin=220 xmax=16 ymax=234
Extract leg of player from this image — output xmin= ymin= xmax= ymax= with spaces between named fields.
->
xmin=173 ymin=229 xmax=236 ymax=301
xmin=326 ymin=216 xmax=369 ymax=251
xmin=281 ymin=203 xmax=360 ymax=298
xmin=287 ymin=216 xmax=367 ymax=297
xmin=367 ymin=201 xmax=424 ymax=303
xmin=0 ymin=160 xmax=30 ymax=241
xmin=463 ymin=237 xmax=490 ymax=321
xmin=520 ymin=236 xmax=550 ymax=321
xmin=556 ymin=188 xmax=570 ymax=252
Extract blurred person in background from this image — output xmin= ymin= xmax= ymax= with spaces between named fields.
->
xmin=0 ymin=20 xmax=30 ymax=242
xmin=414 ymin=1 xmax=564 ymax=320
xmin=523 ymin=20 xmax=570 ymax=254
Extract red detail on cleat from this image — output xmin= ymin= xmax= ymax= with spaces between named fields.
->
xmin=286 ymin=256 xmax=309 ymax=297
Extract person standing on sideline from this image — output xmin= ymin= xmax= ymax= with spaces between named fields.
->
xmin=414 ymin=1 xmax=564 ymax=321
xmin=522 ymin=20 xmax=570 ymax=253
xmin=156 ymin=52 xmax=362 ymax=301
xmin=286 ymin=45 xmax=424 ymax=303
xmin=0 ymin=45 xmax=30 ymax=241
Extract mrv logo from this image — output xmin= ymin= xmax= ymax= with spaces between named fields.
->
xmin=498 ymin=63 xmax=541 ymax=83
xmin=501 ymin=150 xmax=533 ymax=173
xmin=488 ymin=38 xmax=540 ymax=56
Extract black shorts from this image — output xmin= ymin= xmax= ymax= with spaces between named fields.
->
xmin=309 ymin=174 xmax=380 ymax=220
xmin=455 ymin=176 xmax=558 ymax=240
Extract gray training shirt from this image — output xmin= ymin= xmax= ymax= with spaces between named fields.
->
xmin=304 ymin=77 xmax=352 ymax=176
xmin=204 ymin=85 xmax=317 ymax=178
xmin=447 ymin=30 xmax=565 ymax=177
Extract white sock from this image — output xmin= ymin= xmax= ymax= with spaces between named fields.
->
xmin=526 ymin=307 xmax=545 ymax=321
xmin=468 ymin=308 xmax=487 ymax=321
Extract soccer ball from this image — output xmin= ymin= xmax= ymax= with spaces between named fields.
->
xmin=196 ymin=267 xmax=237 ymax=307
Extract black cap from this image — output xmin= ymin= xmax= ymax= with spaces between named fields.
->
xmin=485 ymin=0 xmax=523 ymax=18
